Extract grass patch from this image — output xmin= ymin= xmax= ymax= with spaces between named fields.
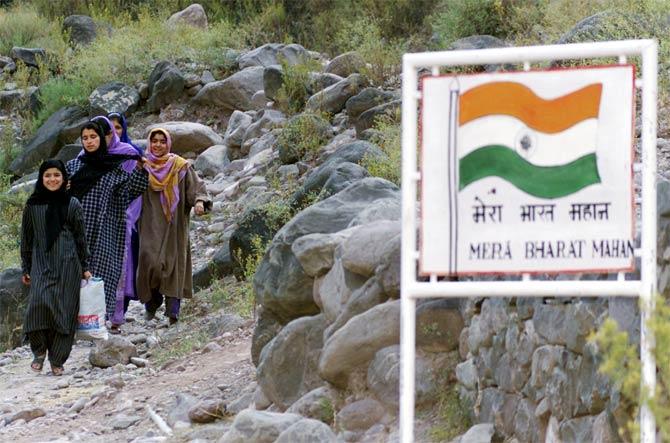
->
xmin=427 ymin=385 xmax=472 ymax=442
xmin=150 ymin=328 xmax=210 ymax=368
xmin=277 ymin=113 xmax=332 ymax=164
xmin=275 ymin=57 xmax=322 ymax=116
xmin=361 ymin=113 xmax=401 ymax=186
xmin=0 ymin=4 xmax=67 ymax=55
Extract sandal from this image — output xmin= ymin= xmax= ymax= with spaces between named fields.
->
xmin=50 ymin=364 xmax=64 ymax=376
xmin=30 ymin=354 xmax=46 ymax=373
xmin=109 ymin=324 xmax=121 ymax=335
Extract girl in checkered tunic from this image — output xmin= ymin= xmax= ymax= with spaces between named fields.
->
xmin=66 ymin=121 xmax=148 ymax=325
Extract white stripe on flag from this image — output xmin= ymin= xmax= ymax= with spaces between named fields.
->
xmin=458 ymin=116 xmax=598 ymax=166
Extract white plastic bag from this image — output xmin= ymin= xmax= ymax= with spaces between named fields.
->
xmin=76 ymin=277 xmax=108 ymax=341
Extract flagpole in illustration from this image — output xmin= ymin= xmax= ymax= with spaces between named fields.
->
xmin=447 ymin=78 xmax=460 ymax=275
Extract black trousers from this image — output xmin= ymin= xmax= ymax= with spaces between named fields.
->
xmin=27 ymin=329 xmax=75 ymax=367
xmin=145 ymin=288 xmax=181 ymax=319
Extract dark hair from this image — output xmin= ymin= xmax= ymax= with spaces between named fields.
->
xmin=94 ymin=117 xmax=112 ymax=134
xmin=107 ymin=112 xmax=122 ymax=123
xmin=80 ymin=121 xmax=108 ymax=154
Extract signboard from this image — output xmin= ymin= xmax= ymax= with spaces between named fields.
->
xmin=420 ymin=65 xmax=635 ymax=275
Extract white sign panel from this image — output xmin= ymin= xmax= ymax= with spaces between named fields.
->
xmin=420 ymin=65 xmax=635 ymax=275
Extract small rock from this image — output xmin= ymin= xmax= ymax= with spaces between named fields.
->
xmin=201 ymin=342 xmax=223 ymax=353
xmin=110 ymin=414 xmax=141 ymax=430
xmin=56 ymin=379 xmax=70 ymax=389
xmin=67 ymin=397 xmax=88 ymax=414
xmin=188 ymin=399 xmax=226 ymax=423
xmin=130 ymin=357 xmax=149 ymax=368
xmin=106 ymin=375 xmax=126 ymax=389
xmin=7 ymin=408 xmax=45 ymax=424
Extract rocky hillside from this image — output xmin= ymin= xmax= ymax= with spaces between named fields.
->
xmin=1 ymin=2 xmax=670 ymax=442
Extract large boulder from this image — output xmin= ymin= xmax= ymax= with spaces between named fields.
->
xmin=238 ymin=43 xmax=311 ymax=69
xmin=318 ymin=300 xmax=400 ymax=387
xmin=88 ymin=82 xmax=140 ymax=116
xmin=146 ymin=61 xmax=185 ymax=112
xmin=415 ymin=299 xmax=464 ymax=352
xmin=305 ymin=73 xmax=366 ymax=115
xmin=145 ymin=121 xmax=224 ymax=155
xmin=10 ymin=47 xmax=46 ymax=68
xmin=557 ymin=11 xmax=645 ymax=44
xmin=192 ymin=241 xmax=234 ymax=291
xmin=449 ymin=35 xmax=510 ymax=72
xmin=167 ymin=3 xmax=208 ymax=29
xmin=275 ymin=418 xmax=337 ymax=443
xmin=0 ymin=268 xmax=29 ymax=348
xmin=367 ymin=346 xmax=451 ymax=410
xmin=10 ymin=106 xmax=89 ymax=175
xmin=191 ymin=66 xmax=264 ymax=112
xmin=263 ymin=64 xmax=284 ymax=101
xmin=0 ymin=55 xmax=16 ymax=74
xmin=345 ymin=88 xmax=397 ymax=119
xmin=286 ymin=386 xmax=340 ymax=424
xmin=243 ymin=109 xmax=286 ymax=144
xmin=335 ymin=398 xmax=386 ymax=432
xmin=62 ymin=15 xmax=98 ymax=46
xmin=219 ymin=410 xmax=302 ymax=443
xmin=257 ymin=315 xmax=326 ymax=410
xmin=193 ymin=144 xmax=230 ymax=177
xmin=325 ymin=51 xmax=366 ymax=78
xmin=0 ymin=89 xmax=26 ymax=111
xmin=253 ymin=178 xmax=400 ymax=323
xmin=223 ymin=110 xmax=254 ymax=148
xmin=291 ymin=140 xmax=383 ymax=206
xmin=340 ymin=220 xmax=399 ymax=277
xmin=355 ymin=100 xmax=400 ymax=134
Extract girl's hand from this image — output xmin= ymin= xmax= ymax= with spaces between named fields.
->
xmin=21 ymin=274 xmax=30 ymax=286
xmin=194 ymin=201 xmax=205 ymax=216
xmin=83 ymin=271 xmax=92 ymax=280
xmin=135 ymin=157 xmax=146 ymax=170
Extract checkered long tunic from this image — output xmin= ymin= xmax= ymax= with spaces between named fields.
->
xmin=66 ymin=159 xmax=149 ymax=318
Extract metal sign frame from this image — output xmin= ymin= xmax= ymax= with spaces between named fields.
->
xmin=400 ymin=40 xmax=658 ymax=443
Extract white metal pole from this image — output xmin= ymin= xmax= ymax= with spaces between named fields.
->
xmin=639 ymin=39 xmax=658 ymax=443
xmin=400 ymin=55 xmax=419 ymax=443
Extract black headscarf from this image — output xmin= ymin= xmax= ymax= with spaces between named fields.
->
xmin=27 ymin=159 xmax=71 ymax=251
xmin=69 ymin=121 xmax=140 ymax=200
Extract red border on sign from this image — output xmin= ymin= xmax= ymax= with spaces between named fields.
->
xmin=417 ymin=63 xmax=637 ymax=277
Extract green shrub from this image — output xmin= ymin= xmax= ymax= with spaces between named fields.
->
xmin=362 ymin=113 xmax=401 ymax=185
xmin=332 ymin=15 xmax=404 ymax=87
xmin=592 ymin=296 xmax=670 ymax=441
xmin=277 ymin=113 xmax=332 ymax=164
xmin=428 ymin=0 xmax=509 ymax=47
xmin=275 ymin=57 xmax=321 ymax=115
xmin=0 ymin=5 xmax=66 ymax=55
xmin=26 ymin=77 xmax=88 ymax=133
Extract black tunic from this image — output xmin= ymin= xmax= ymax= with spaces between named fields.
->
xmin=21 ymin=198 xmax=89 ymax=334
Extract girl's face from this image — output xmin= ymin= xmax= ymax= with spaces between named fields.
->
xmin=82 ymin=128 xmax=101 ymax=153
xmin=150 ymin=132 xmax=168 ymax=157
xmin=111 ymin=118 xmax=123 ymax=138
xmin=43 ymin=167 xmax=64 ymax=192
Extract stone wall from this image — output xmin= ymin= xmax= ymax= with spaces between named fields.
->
xmin=454 ymin=178 xmax=670 ymax=441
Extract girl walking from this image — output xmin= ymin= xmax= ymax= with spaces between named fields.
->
xmin=21 ymin=159 xmax=91 ymax=375
xmin=66 ymin=121 xmax=148 ymax=327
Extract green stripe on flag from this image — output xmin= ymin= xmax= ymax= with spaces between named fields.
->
xmin=459 ymin=145 xmax=601 ymax=198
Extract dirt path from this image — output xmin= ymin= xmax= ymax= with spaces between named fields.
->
xmin=0 ymin=302 xmax=255 ymax=443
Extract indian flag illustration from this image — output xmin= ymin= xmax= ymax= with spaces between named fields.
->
xmin=458 ymin=81 xmax=603 ymax=199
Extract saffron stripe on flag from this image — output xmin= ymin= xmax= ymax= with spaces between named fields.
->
xmin=459 ymin=145 xmax=601 ymax=199
xmin=459 ymin=82 xmax=602 ymax=133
